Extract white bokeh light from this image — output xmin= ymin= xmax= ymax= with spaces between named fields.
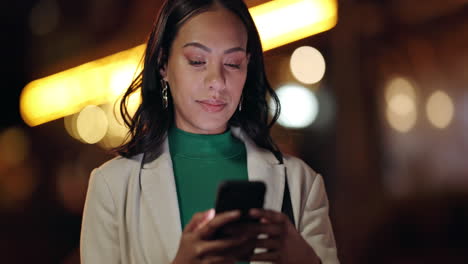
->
xmin=271 ymin=84 xmax=319 ymax=129
xmin=426 ymin=90 xmax=454 ymax=129
xmin=290 ymin=46 xmax=326 ymax=84
xmin=76 ymin=105 xmax=108 ymax=144
xmin=385 ymin=77 xmax=418 ymax=133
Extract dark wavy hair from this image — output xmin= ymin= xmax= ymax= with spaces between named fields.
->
xmin=115 ymin=0 xmax=282 ymax=162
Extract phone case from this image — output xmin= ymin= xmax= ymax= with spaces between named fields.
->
xmin=214 ymin=180 xmax=266 ymax=220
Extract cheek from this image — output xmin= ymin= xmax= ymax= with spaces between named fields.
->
xmin=168 ymin=68 xmax=202 ymax=101
xmin=226 ymin=72 xmax=247 ymax=97
xmin=170 ymin=81 xmax=194 ymax=105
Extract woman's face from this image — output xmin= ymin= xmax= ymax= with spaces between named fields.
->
xmin=161 ymin=7 xmax=249 ymax=134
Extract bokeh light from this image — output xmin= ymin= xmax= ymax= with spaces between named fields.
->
xmin=388 ymin=94 xmax=415 ymax=116
xmin=0 ymin=127 xmax=30 ymax=167
xmin=250 ymin=0 xmax=338 ymax=51
xmin=385 ymin=77 xmax=416 ymax=104
xmin=290 ymin=46 xmax=326 ymax=84
xmin=102 ymin=102 xmax=127 ymax=137
xmin=426 ymin=90 xmax=454 ymax=129
xmin=109 ymin=63 xmax=138 ymax=98
xmin=20 ymin=45 xmax=144 ymax=127
xmin=0 ymin=166 xmax=37 ymax=209
xmin=99 ymin=102 xmax=128 ymax=149
xmin=0 ymin=127 xmax=36 ymax=209
xmin=385 ymin=77 xmax=418 ymax=133
xmin=271 ymin=84 xmax=319 ymax=129
xmin=56 ymin=162 xmax=89 ymax=214
xmin=64 ymin=113 xmax=81 ymax=141
xmin=76 ymin=105 xmax=108 ymax=144
xmin=98 ymin=89 xmax=141 ymax=149
xmin=385 ymin=103 xmax=417 ymax=133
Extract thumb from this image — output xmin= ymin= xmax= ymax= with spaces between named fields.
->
xmin=195 ymin=209 xmax=215 ymax=230
xmin=184 ymin=209 xmax=215 ymax=233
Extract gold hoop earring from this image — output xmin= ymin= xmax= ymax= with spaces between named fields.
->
xmin=161 ymin=80 xmax=168 ymax=109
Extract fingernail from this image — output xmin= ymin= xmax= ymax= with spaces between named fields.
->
xmin=206 ymin=209 xmax=215 ymax=220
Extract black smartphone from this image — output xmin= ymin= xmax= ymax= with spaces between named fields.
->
xmin=214 ymin=180 xmax=266 ymax=222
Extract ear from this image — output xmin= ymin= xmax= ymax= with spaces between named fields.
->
xmin=158 ymin=49 xmax=169 ymax=82
xmin=159 ymin=64 xmax=168 ymax=82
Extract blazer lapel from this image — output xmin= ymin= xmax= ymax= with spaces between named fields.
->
xmin=140 ymin=140 xmax=182 ymax=261
xmin=232 ymin=127 xmax=285 ymax=213
xmin=248 ymin=158 xmax=285 ymax=212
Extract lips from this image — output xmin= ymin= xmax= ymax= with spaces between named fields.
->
xmin=197 ymin=99 xmax=227 ymax=113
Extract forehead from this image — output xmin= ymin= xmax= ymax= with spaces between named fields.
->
xmin=174 ymin=8 xmax=248 ymax=50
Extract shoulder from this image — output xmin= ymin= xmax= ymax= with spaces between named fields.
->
xmin=90 ymin=154 xmax=143 ymax=190
xmin=96 ymin=154 xmax=142 ymax=176
xmin=283 ymin=154 xmax=319 ymax=179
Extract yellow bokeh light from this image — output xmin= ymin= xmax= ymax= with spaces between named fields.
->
xmin=127 ymin=89 xmax=142 ymax=116
xmin=98 ymin=90 xmax=141 ymax=149
xmin=20 ymin=45 xmax=144 ymax=127
xmin=290 ymin=46 xmax=326 ymax=84
xmin=76 ymin=105 xmax=108 ymax=144
xmin=426 ymin=90 xmax=454 ymax=129
xmin=250 ymin=0 xmax=337 ymax=51
xmin=20 ymin=0 xmax=337 ymax=127
xmin=109 ymin=63 xmax=139 ymax=98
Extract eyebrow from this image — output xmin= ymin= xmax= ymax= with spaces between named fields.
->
xmin=183 ymin=42 xmax=246 ymax=54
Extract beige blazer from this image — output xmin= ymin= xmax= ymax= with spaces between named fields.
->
xmin=80 ymin=127 xmax=339 ymax=264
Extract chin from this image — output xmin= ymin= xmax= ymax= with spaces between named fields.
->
xmin=195 ymin=119 xmax=230 ymax=134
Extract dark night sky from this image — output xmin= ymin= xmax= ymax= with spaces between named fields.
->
xmin=3 ymin=2 xmax=33 ymax=130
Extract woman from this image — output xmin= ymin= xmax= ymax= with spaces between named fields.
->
xmin=80 ymin=0 xmax=339 ymax=263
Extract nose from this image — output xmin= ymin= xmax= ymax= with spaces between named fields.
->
xmin=205 ymin=64 xmax=226 ymax=92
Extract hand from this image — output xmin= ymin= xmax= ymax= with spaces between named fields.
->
xmin=171 ymin=209 xmax=254 ymax=264
xmin=246 ymin=209 xmax=321 ymax=264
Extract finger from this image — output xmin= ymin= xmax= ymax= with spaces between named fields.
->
xmin=201 ymin=255 xmax=236 ymax=264
xmin=249 ymin=251 xmax=281 ymax=262
xmin=195 ymin=209 xmax=216 ymax=231
xmin=197 ymin=210 xmax=241 ymax=239
xmin=218 ymin=236 xmax=257 ymax=252
xmin=228 ymin=239 xmax=258 ymax=261
xmin=224 ymin=222 xmax=284 ymax=238
xmin=185 ymin=209 xmax=215 ymax=233
xmin=194 ymin=237 xmax=247 ymax=257
xmin=256 ymin=223 xmax=284 ymax=237
xmin=254 ymin=237 xmax=282 ymax=251
xmin=250 ymin=208 xmax=287 ymax=224
xmin=222 ymin=222 xmax=259 ymax=238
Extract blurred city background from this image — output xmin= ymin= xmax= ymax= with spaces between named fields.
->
xmin=2 ymin=0 xmax=468 ymax=263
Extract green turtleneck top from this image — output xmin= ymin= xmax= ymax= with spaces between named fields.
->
xmin=168 ymin=126 xmax=249 ymax=229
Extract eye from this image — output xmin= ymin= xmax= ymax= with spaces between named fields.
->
xmin=188 ymin=60 xmax=206 ymax=66
xmin=225 ymin=63 xmax=241 ymax=69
